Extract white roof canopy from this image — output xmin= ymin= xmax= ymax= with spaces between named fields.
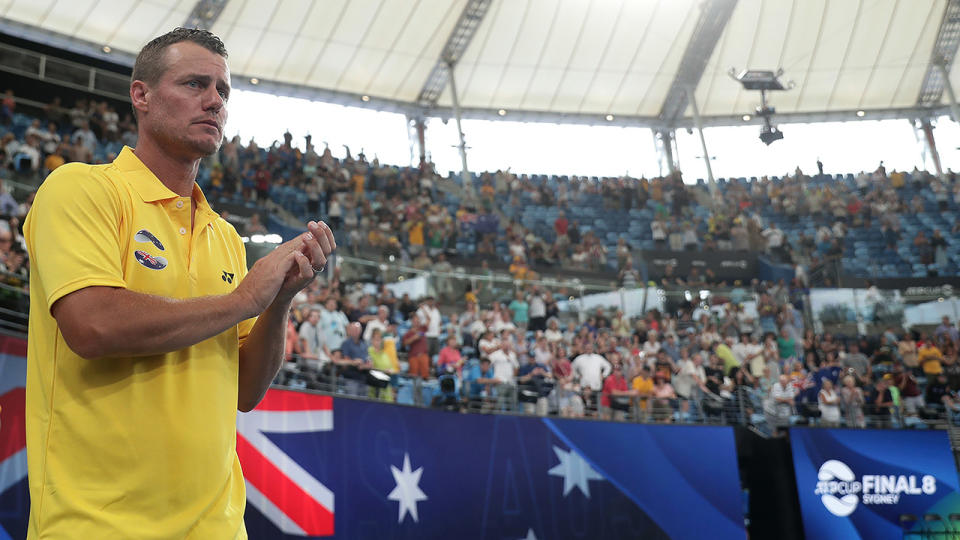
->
xmin=0 ymin=0 xmax=955 ymax=126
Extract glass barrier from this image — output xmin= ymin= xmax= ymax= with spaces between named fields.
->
xmin=272 ymin=358 xmax=954 ymax=436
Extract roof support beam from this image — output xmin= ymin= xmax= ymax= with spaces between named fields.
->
xmin=657 ymin=0 xmax=738 ymax=127
xmin=917 ymin=0 xmax=960 ymax=109
xmin=183 ymin=0 xmax=230 ymax=30
xmin=415 ymin=0 xmax=493 ymax=108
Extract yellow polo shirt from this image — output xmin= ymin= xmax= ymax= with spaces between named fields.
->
xmin=24 ymin=147 xmax=255 ymax=539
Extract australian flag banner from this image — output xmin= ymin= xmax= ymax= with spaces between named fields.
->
xmin=241 ymin=388 xmax=745 ymax=540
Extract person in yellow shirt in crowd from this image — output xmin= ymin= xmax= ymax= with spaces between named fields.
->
xmin=23 ymin=28 xmax=336 ymax=539
xmin=509 ymin=256 xmax=529 ymax=281
xmin=367 ymin=329 xmax=398 ymax=401
xmin=631 ymin=365 xmax=655 ymax=420
xmin=406 ymin=214 xmax=425 ymax=253
xmin=42 ymin=145 xmax=65 ymax=172
xmin=919 ymin=341 xmax=944 ymax=375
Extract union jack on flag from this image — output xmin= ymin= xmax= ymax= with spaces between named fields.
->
xmin=237 ymin=389 xmax=335 ymax=536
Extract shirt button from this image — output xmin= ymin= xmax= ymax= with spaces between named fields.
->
xmin=179 ymin=227 xmax=187 ymax=235
xmin=176 ymin=200 xmax=184 ymax=208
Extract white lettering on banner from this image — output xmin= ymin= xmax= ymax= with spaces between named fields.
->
xmin=815 ymin=460 xmax=937 ymax=517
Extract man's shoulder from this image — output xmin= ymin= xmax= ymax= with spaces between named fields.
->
xmin=33 ymin=162 xmax=124 ymax=214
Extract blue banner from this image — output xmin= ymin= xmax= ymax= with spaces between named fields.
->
xmin=790 ymin=428 xmax=960 ymax=539
xmin=241 ymin=389 xmax=746 ymax=540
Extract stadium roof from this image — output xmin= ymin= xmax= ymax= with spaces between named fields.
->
xmin=0 ymin=0 xmax=957 ymax=128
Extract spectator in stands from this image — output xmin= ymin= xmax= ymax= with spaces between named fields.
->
xmin=817 ymin=378 xmax=840 ymax=426
xmin=518 ymin=351 xmax=552 ymax=415
xmin=13 ymin=133 xmax=40 ymax=174
xmin=298 ymin=308 xmax=330 ymax=373
xmin=70 ymin=119 xmax=97 ymax=162
xmin=508 ymin=290 xmax=529 ymax=329
xmin=925 ymin=373 xmax=956 ymax=412
xmin=871 ymin=376 xmax=896 ymax=426
xmin=631 ymin=365 xmax=654 ymax=419
xmin=402 ymin=313 xmax=430 ymax=379
xmin=899 ymin=333 xmax=919 ymax=374
xmin=460 ymin=356 xmax=493 ymax=409
xmin=488 ymin=341 xmax=519 ymax=411
xmin=44 ymin=143 xmax=66 ymax=174
xmin=842 ymin=343 xmax=871 ymax=382
xmin=618 ymin=259 xmax=640 ymax=289
xmin=416 ymin=296 xmax=442 ymax=358
xmin=600 ymin=356 xmax=631 ymax=420
xmin=572 ymin=342 xmax=611 ymax=411
xmin=437 ymin=334 xmax=463 ymax=376
xmin=839 ymin=375 xmax=865 ymax=428
xmin=362 ymin=305 xmax=392 ymax=342
xmin=935 ymin=316 xmax=959 ymax=348
xmin=766 ymin=374 xmax=795 ymax=432
xmin=367 ymin=329 xmax=398 ymax=401
xmin=650 ymin=218 xmax=667 ymax=249
xmin=527 ymin=287 xmax=548 ymax=332
xmin=553 ymin=210 xmax=568 ymax=238
xmin=340 ymin=322 xmax=370 ymax=394
xmin=892 ymin=363 xmax=922 ymax=418
xmin=651 ymin=375 xmax=677 ymax=422
xmin=319 ymin=297 xmax=348 ymax=352
xmin=919 ymin=341 xmax=944 ymax=376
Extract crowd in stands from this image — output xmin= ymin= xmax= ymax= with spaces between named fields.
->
xmin=5 ymin=92 xmax=960 ymax=431
xmin=278 ymin=265 xmax=960 ymax=432
xmin=6 ymin=91 xmax=960 ymax=283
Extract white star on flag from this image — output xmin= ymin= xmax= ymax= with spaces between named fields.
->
xmin=520 ymin=528 xmax=538 ymax=540
xmin=387 ymin=453 xmax=428 ymax=523
xmin=548 ymin=445 xmax=604 ymax=498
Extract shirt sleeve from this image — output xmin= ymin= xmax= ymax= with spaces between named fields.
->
xmin=24 ymin=164 xmax=127 ymax=312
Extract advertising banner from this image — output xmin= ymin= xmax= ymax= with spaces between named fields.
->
xmin=642 ymin=250 xmax=757 ymax=281
xmin=241 ymin=389 xmax=745 ymax=540
xmin=790 ymin=428 xmax=960 ymax=539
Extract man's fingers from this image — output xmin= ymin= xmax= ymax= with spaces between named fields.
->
xmin=293 ymin=251 xmax=313 ymax=280
xmin=308 ymin=221 xmax=334 ymax=255
xmin=319 ymin=221 xmax=337 ymax=251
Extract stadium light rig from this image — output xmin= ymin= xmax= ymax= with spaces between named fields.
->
xmin=729 ymin=68 xmax=793 ymax=146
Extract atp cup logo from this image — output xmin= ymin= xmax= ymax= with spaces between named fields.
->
xmin=815 ymin=459 xmax=937 ymax=517
xmin=815 ymin=460 xmax=861 ymax=516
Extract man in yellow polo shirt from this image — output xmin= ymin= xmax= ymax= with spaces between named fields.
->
xmin=24 ymin=28 xmax=336 ymax=538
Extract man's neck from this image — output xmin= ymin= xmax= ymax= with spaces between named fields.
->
xmin=133 ymin=138 xmax=200 ymax=197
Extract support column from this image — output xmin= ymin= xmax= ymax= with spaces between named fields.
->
xmin=687 ymin=87 xmax=715 ymax=193
xmin=415 ymin=118 xmax=427 ymax=168
xmin=655 ymin=130 xmax=678 ymax=176
xmin=447 ymin=61 xmax=472 ymax=192
xmin=920 ymin=118 xmax=944 ymax=176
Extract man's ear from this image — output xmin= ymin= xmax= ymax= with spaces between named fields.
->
xmin=130 ymin=80 xmax=149 ymax=117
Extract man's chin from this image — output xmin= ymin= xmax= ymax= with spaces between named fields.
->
xmin=191 ymin=137 xmax=222 ymax=157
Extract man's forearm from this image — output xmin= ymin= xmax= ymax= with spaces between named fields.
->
xmin=53 ymin=286 xmax=255 ymax=359
xmin=238 ymin=299 xmax=291 ymax=412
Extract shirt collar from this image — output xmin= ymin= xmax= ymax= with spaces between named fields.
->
xmin=114 ymin=146 xmax=218 ymax=219
xmin=114 ymin=147 xmax=179 ymax=203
